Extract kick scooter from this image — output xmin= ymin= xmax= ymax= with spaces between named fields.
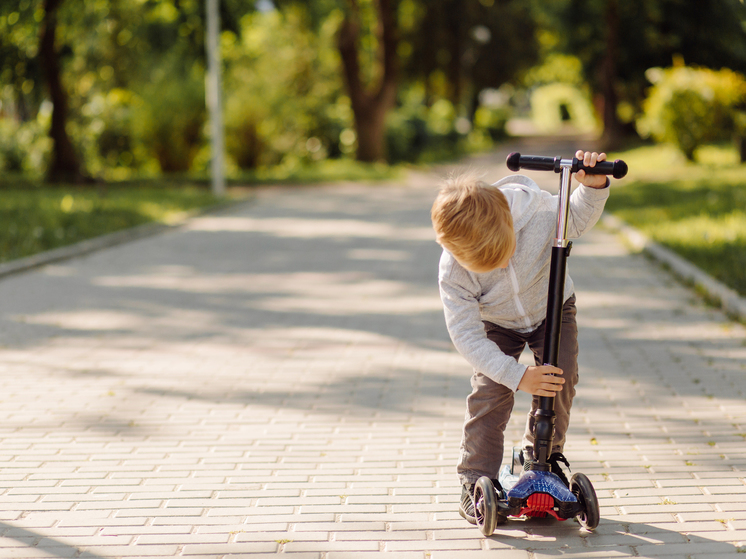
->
xmin=471 ymin=152 xmax=628 ymax=537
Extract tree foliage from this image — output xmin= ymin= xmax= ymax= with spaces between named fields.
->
xmin=637 ymin=66 xmax=746 ymax=160
xmin=538 ymin=0 xmax=746 ymax=146
xmin=401 ymin=0 xmax=538 ymax=111
xmin=3 ymin=0 xmax=746 ymax=179
xmin=223 ymin=7 xmax=350 ymax=169
xmin=1 ymin=0 xmax=257 ymax=181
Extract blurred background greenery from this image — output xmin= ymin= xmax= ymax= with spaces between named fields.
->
xmin=1 ymin=0 xmax=746 ymax=296
xmin=4 ymin=0 xmax=746 ymax=181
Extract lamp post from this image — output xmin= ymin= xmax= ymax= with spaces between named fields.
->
xmin=205 ymin=0 xmax=225 ymax=196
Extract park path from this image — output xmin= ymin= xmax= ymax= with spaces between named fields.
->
xmin=0 ymin=139 xmax=745 ymax=558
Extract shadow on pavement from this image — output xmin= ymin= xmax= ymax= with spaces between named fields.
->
xmin=0 ymin=522 xmax=109 ymax=559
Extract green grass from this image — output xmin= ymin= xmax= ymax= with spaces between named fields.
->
xmin=606 ymin=142 xmax=746 ymax=297
xmin=0 ymin=160 xmax=405 ymax=265
xmin=230 ymin=158 xmax=406 ymax=185
xmin=0 ymin=179 xmax=219 ymax=264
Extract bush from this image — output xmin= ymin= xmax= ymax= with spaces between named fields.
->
xmin=385 ymin=85 xmax=509 ymax=164
xmin=0 ymin=115 xmax=52 ymax=177
xmin=223 ymin=8 xmax=349 ymax=171
xmin=637 ymin=66 xmax=746 ymax=161
xmin=385 ymin=105 xmax=428 ymax=164
xmin=73 ymin=88 xmax=143 ymax=180
xmin=473 ymin=105 xmax=510 ymax=142
xmin=132 ymin=61 xmax=206 ymax=174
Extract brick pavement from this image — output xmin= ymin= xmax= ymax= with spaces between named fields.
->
xmin=0 ymin=144 xmax=745 ymax=558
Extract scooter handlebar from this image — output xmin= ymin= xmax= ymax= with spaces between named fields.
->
xmin=506 ymin=152 xmax=628 ymax=179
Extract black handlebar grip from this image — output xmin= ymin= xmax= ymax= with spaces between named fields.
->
xmin=575 ymin=158 xmax=628 ymax=179
xmin=506 ymin=152 xmax=628 ymax=179
xmin=506 ymin=152 xmax=558 ymax=173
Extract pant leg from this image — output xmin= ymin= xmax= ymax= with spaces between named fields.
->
xmin=457 ymin=322 xmax=527 ymax=485
xmin=521 ymin=295 xmax=579 ymax=457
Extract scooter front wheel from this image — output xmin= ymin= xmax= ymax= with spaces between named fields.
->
xmin=474 ymin=477 xmax=498 ymax=536
xmin=570 ymin=472 xmax=599 ymax=530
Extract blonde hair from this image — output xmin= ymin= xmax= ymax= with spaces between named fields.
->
xmin=431 ymin=171 xmax=515 ymax=273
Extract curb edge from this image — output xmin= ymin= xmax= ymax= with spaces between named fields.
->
xmin=601 ymin=212 xmax=746 ymax=323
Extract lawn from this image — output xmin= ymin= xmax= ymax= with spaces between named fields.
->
xmin=0 ymin=179 xmax=220 ymax=264
xmin=0 ymin=160 xmax=404 ymax=265
xmin=605 ymin=143 xmax=746 ymax=297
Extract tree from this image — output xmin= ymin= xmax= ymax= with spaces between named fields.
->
xmin=39 ymin=0 xmax=88 ymax=182
xmin=402 ymin=0 xmax=539 ymax=118
xmin=1 ymin=0 xmax=257 ymax=179
xmin=272 ymin=0 xmax=400 ymax=162
xmin=540 ymin=0 xmax=746 ymax=148
xmin=275 ymin=0 xmax=539 ymax=162
xmin=337 ymin=0 xmax=398 ymax=161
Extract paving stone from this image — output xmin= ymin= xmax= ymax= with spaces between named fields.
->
xmin=0 ymin=140 xmax=744 ymax=557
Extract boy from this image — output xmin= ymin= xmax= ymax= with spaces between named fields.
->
xmin=431 ymin=150 xmax=610 ymax=524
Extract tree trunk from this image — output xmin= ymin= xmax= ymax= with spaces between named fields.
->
xmin=599 ymin=0 xmax=623 ymax=150
xmin=337 ymin=0 xmax=398 ymax=163
xmin=737 ymin=135 xmax=746 ymax=164
xmin=39 ymin=0 xmax=87 ymax=183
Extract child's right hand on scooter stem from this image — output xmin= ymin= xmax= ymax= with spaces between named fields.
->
xmin=518 ymin=365 xmax=564 ymax=396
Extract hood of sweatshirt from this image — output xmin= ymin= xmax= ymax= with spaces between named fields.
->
xmin=492 ymin=174 xmax=544 ymax=234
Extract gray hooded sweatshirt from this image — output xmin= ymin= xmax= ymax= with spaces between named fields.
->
xmin=437 ymin=174 xmax=610 ymax=392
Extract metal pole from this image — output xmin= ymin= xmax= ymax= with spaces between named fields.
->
xmin=205 ymin=0 xmax=225 ymax=196
xmin=533 ymin=164 xmax=574 ymax=468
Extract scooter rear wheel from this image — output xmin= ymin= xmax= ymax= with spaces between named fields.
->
xmin=474 ymin=477 xmax=498 ymax=536
xmin=570 ymin=472 xmax=599 ymax=530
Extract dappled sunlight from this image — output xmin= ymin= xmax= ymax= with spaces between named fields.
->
xmin=13 ymin=307 xmax=220 ymax=333
xmin=0 ymin=173 xmax=745 ymax=559
xmin=579 ymin=313 xmax=746 ymax=342
xmin=577 ymin=317 xmax=638 ymax=330
xmin=93 ymin=270 xmax=443 ymax=316
xmin=256 ymin=293 xmax=440 ymax=315
xmin=186 ymin=215 xmax=435 ymax=241
xmin=579 ymin=291 xmax=680 ymax=311
xmin=15 ymin=309 xmax=145 ymax=331
xmin=676 ymin=343 xmax=746 ymax=362
xmin=617 ymin=321 xmax=746 ymax=342
xmin=347 ymin=248 xmax=409 ymax=261
xmin=569 ymin=242 xmax=630 ymax=257
xmin=0 ymin=318 xmax=470 ymax=425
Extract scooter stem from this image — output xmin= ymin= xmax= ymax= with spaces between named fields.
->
xmin=532 ymin=162 xmax=573 ymax=468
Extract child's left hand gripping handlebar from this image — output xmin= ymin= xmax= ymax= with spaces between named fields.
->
xmin=506 ymin=152 xmax=628 ymax=179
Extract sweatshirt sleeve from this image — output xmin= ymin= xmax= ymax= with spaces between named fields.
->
xmin=566 ymin=184 xmax=610 ymax=238
xmin=438 ymin=254 xmax=528 ymax=391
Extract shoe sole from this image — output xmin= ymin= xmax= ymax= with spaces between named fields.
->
xmin=459 ymin=505 xmax=477 ymax=525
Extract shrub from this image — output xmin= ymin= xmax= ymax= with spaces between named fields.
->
xmin=386 ymin=97 xmax=461 ymax=164
xmin=73 ymin=88 xmax=143 ymax=180
xmin=637 ymin=66 xmax=746 ymax=161
xmin=132 ymin=61 xmax=206 ymax=174
xmin=473 ymin=105 xmax=510 ymax=142
xmin=0 ymin=115 xmax=52 ymax=177
xmin=223 ymin=8 xmax=349 ymax=171
xmin=385 ymin=84 xmax=509 ymax=164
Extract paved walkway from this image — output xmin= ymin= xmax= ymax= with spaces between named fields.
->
xmin=0 ymin=142 xmax=745 ymax=558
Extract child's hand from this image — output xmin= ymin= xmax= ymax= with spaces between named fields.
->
xmin=575 ymin=150 xmax=608 ymax=189
xmin=517 ymin=365 xmax=564 ymax=396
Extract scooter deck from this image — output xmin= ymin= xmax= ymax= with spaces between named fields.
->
xmin=498 ymin=465 xmax=583 ymax=520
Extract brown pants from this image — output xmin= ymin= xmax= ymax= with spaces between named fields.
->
xmin=457 ymin=296 xmax=579 ymax=486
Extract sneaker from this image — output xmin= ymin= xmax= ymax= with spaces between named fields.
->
xmin=523 ymin=452 xmax=571 ymax=487
xmin=459 ymin=484 xmax=476 ymax=524
xmin=459 ymin=479 xmax=504 ymax=525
